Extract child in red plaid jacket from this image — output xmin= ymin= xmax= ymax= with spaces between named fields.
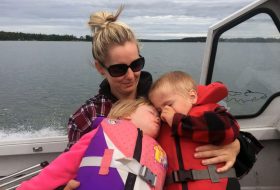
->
xmin=149 ymin=71 xmax=240 ymax=190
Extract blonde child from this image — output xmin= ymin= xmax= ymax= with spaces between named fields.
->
xmin=18 ymin=98 xmax=167 ymax=190
xmin=149 ymin=71 xmax=240 ymax=190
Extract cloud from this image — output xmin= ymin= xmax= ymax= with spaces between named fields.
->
xmin=128 ymin=15 xmax=217 ymax=39
xmin=0 ymin=0 xmax=259 ymax=39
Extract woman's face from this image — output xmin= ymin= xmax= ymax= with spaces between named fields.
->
xmin=97 ymin=41 xmax=141 ymax=99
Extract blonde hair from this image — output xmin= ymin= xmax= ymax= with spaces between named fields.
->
xmin=149 ymin=71 xmax=197 ymax=98
xmin=108 ymin=98 xmax=151 ymax=119
xmin=88 ymin=5 xmax=140 ymax=64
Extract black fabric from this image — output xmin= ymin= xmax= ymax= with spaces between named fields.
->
xmin=133 ymin=129 xmax=143 ymax=160
xmin=124 ymin=128 xmax=143 ymax=190
xmin=171 ymin=115 xmax=182 ymax=136
xmin=55 ymin=185 xmax=65 ymax=190
xmin=204 ymin=111 xmax=226 ymax=144
xmin=175 ymin=114 xmax=192 ymax=137
xmin=234 ymin=131 xmax=264 ymax=178
xmin=174 ymin=136 xmax=188 ymax=190
xmin=98 ymin=70 xmax=153 ymax=102
xmin=226 ymin=178 xmax=240 ymax=190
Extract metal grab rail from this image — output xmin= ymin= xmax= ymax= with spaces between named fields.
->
xmin=0 ymin=161 xmax=49 ymax=190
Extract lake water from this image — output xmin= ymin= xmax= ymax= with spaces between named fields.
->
xmin=0 ymin=41 xmax=205 ymax=140
xmin=1 ymin=41 xmax=279 ymax=140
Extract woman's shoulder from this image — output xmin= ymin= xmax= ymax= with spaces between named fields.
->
xmin=70 ymin=94 xmax=113 ymax=119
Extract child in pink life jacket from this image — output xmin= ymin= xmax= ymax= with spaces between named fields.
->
xmin=18 ymin=98 xmax=167 ymax=190
xmin=149 ymin=71 xmax=240 ymax=190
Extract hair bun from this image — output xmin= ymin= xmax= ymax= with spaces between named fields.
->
xmin=88 ymin=5 xmax=124 ymax=33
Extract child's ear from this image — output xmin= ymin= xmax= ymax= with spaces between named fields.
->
xmin=189 ymin=89 xmax=198 ymax=104
xmin=123 ymin=116 xmax=131 ymax=120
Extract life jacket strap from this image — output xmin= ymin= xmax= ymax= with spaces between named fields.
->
xmin=79 ymin=156 xmax=157 ymax=187
xmin=118 ymin=157 xmax=157 ymax=187
xmin=124 ymin=128 xmax=143 ymax=190
xmin=165 ymin=166 xmax=236 ymax=185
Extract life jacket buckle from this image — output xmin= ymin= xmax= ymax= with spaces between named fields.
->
xmin=172 ymin=169 xmax=194 ymax=182
xmin=139 ymin=165 xmax=157 ymax=187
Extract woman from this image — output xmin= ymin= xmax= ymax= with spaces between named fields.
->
xmin=64 ymin=6 xmax=263 ymax=190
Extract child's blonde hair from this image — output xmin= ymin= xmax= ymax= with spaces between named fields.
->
xmin=108 ymin=98 xmax=151 ymax=119
xmin=149 ymin=71 xmax=197 ymax=98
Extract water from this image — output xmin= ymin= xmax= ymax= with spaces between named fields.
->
xmin=0 ymin=41 xmax=205 ymax=140
xmin=2 ymin=41 xmax=279 ymax=140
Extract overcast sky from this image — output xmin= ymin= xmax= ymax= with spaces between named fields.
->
xmin=0 ymin=0 xmax=273 ymax=39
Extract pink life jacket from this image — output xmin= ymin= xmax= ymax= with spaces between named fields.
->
xmin=76 ymin=118 xmax=167 ymax=190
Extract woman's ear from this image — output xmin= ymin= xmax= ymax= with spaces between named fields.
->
xmin=95 ymin=61 xmax=105 ymax=75
xmin=189 ymin=89 xmax=198 ymax=104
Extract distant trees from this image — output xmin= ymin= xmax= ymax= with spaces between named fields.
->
xmin=1 ymin=31 xmax=279 ymax=42
xmin=219 ymin=37 xmax=280 ymax=42
xmin=0 ymin=31 xmax=93 ymax=41
xmin=139 ymin=37 xmax=207 ymax=42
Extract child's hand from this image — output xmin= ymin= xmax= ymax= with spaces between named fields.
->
xmin=160 ymin=105 xmax=175 ymax=127
xmin=64 ymin=180 xmax=80 ymax=190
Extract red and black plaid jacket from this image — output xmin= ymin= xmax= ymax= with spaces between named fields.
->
xmin=172 ymin=105 xmax=240 ymax=145
xmin=66 ymin=71 xmax=152 ymax=149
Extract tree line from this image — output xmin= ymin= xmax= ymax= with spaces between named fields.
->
xmin=0 ymin=31 xmax=207 ymax=42
xmin=0 ymin=31 xmax=279 ymax=42
xmin=0 ymin=31 xmax=92 ymax=41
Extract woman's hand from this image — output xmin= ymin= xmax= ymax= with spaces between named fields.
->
xmin=64 ymin=180 xmax=80 ymax=190
xmin=194 ymin=139 xmax=240 ymax=173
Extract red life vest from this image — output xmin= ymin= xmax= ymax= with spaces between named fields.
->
xmin=157 ymin=82 xmax=239 ymax=190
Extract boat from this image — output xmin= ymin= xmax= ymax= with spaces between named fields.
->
xmin=0 ymin=0 xmax=279 ymax=189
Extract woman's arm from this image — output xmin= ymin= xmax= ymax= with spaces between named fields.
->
xmin=66 ymin=95 xmax=112 ymax=150
xmin=194 ymin=132 xmax=263 ymax=176
xmin=234 ymin=131 xmax=263 ymax=177
xmin=173 ymin=105 xmax=262 ymax=176
xmin=67 ymin=103 xmax=96 ymax=150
